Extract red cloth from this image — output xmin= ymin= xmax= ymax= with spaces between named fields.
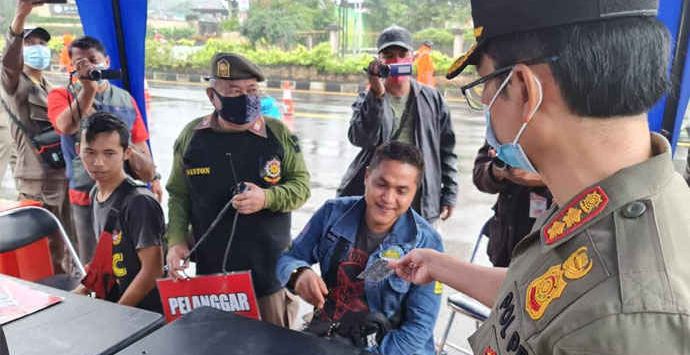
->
xmin=81 ymin=229 xmax=115 ymax=299
xmin=47 ymin=87 xmax=149 ymax=143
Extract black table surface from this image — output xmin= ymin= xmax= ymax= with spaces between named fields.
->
xmin=118 ymin=307 xmax=365 ymax=355
xmin=1 ymin=274 xmax=164 ymax=355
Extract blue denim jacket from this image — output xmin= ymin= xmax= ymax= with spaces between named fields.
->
xmin=277 ymin=197 xmax=444 ymax=355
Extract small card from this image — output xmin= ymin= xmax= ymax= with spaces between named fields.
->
xmin=357 ymin=258 xmax=394 ymax=282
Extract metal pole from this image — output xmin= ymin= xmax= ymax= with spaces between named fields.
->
xmin=111 ymin=0 xmax=131 ymax=92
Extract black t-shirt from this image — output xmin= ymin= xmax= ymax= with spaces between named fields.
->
xmin=91 ymin=178 xmax=164 ymax=312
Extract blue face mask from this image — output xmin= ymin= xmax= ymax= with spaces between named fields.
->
xmin=23 ymin=45 xmax=51 ymax=71
xmin=484 ymin=70 xmax=543 ymax=173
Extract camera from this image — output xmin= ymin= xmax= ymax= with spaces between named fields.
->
xmin=86 ymin=69 xmax=122 ymax=81
xmin=492 ymin=157 xmax=510 ymax=171
xmin=365 ymin=62 xmax=413 ymax=78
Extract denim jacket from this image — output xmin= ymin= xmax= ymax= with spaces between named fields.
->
xmin=277 ymin=197 xmax=444 ymax=355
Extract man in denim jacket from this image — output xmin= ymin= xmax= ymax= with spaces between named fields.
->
xmin=277 ymin=142 xmax=443 ymax=355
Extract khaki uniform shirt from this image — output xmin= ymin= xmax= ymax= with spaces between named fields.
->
xmin=470 ymin=133 xmax=690 ymax=355
xmin=1 ymin=28 xmax=65 ymax=182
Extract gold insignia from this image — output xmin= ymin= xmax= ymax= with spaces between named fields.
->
xmin=526 ymin=247 xmax=593 ymax=320
xmin=112 ymin=252 xmax=127 ymax=277
xmin=562 ymin=247 xmax=593 ymax=279
xmin=434 ymin=281 xmax=443 ymax=295
xmin=474 ymin=26 xmax=484 ymax=39
xmin=546 ymin=221 xmax=566 ymax=240
xmin=447 ymin=42 xmax=477 ymax=76
xmin=580 ymin=192 xmax=604 ymax=213
xmin=262 ymin=158 xmax=281 ymax=184
xmin=217 ymin=58 xmax=231 ymax=78
xmin=562 ymin=208 xmax=583 ymax=228
xmin=543 ymin=186 xmax=609 ymax=245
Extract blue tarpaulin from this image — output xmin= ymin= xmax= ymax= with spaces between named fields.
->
xmin=74 ymin=0 xmax=148 ymax=128
xmin=651 ymin=0 xmax=690 ymax=152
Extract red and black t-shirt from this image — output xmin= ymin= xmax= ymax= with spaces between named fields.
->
xmin=318 ymin=220 xmax=388 ymax=322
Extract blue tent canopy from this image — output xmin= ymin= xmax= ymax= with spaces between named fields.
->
xmin=650 ymin=0 xmax=690 ymax=153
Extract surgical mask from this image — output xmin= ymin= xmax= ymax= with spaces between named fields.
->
xmin=212 ymin=89 xmax=261 ymax=125
xmin=23 ymin=45 xmax=51 ymax=70
xmin=484 ymin=70 xmax=543 ymax=173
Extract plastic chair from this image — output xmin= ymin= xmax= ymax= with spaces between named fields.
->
xmin=0 ymin=206 xmax=85 ymax=290
xmin=437 ymin=221 xmax=492 ymax=355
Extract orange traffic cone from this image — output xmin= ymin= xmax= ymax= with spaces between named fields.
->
xmin=144 ymin=79 xmax=152 ymax=115
xmin=281 ymin=80 xmax=295 ymax=131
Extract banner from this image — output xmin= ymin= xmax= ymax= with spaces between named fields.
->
xmin=156 ymin=272 xmax=260 ymax=323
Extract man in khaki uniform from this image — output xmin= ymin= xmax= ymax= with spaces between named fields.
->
xmin=389 ymin=0 xmax=690 ymax=353
xmin=1 ymin=1 xmax=72 ymax=270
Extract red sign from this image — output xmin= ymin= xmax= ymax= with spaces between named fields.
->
xmin=156 ymin=271 xmax=260 ymax=323
xmin=0 ymin=278 xmax=62 ymax=325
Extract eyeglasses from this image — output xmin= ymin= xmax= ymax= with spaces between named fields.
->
xmin=460 ymin=56 xmax=559 ymax=111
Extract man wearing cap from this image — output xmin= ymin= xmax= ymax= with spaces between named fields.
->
xmin=389 ymin=0 xmax=690 ymax=353
xmin=165 ymin=53 xmax=310 ymax=328
xmin=1 ymin=0 xmax=73 ymax=271
xmin=338 ymin=25 xmax=458 ymax=225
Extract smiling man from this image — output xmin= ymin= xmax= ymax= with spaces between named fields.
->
xmin=277 ymin=141 xmax=443 ymax=354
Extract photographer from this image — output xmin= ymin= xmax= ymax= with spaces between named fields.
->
xmin=338 ymin=25 xmax=458 ymax=226
xmin=47 ymin=36 xmax=157 ymax=264
xmin=1 ymin=0 xmax=73 ymax=273
xmin=472 ymin=141 xmax=552 ymax=266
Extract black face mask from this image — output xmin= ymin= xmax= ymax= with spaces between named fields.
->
xmin=212 ymin=88 xmax=261 ymax=125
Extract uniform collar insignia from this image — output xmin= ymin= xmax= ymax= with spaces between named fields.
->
xmin=541 ymin=186 xmax=609 ymax=247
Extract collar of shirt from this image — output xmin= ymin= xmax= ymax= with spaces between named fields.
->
xmin=538 ymin=132 xmax=674 ymax=250
xmin=195 ymin=113 xmax=267 ymax=138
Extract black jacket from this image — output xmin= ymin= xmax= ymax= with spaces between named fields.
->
xmin=337 ymin=80 xmax=458 ymax=221
xmin=473 ymin=142 xmax=552 ymax=267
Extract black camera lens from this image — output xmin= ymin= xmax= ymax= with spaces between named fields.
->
xmin=378 ymin=64 xmax=391 ymax=78
xmin=87 ymin=69 xmax=103 ymax=81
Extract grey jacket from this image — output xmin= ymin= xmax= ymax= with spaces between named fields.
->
xmin=337 ymin=80 xmax=458 ymax=221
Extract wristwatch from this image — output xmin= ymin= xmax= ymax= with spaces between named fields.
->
xmin=287 ymin=266 xmax=310 ymax=293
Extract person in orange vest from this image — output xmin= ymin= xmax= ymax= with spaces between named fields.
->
xmin=414 ymin=40 xmax=435 ymax=87
xmin=59 ymin=33 xmax=74 ymax=73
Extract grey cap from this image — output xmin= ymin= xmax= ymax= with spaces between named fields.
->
xmin=376 ymin=25 xmax=413 ymax=53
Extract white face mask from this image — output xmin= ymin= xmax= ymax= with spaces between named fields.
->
xmin=23 ymin=45 xmax=51 ymax=71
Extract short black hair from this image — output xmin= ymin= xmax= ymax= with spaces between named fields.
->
xmin=68 ymin=36 xmax=106 ymax=58
xmin=81 ymin=112 xmax=129 ymax=150
xmin=484 ymin=16 xmax=670 ymax=118
xmin=369 ymin=141 xmax=424 ymax=182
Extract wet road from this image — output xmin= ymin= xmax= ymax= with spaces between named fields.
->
xmin=147 ymin=82 xmax=494 ymax=351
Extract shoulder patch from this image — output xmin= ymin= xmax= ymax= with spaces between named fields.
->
xmin=543 ymin=186 xmax=608 ymax=245
xmin=525 ymin=246 xmax=593 ymax=320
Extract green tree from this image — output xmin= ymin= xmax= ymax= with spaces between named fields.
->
xmin=363 ymin=0 xmax=471 ymax=33
xmin=241 ymin=0 xmax=335 ymax=48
